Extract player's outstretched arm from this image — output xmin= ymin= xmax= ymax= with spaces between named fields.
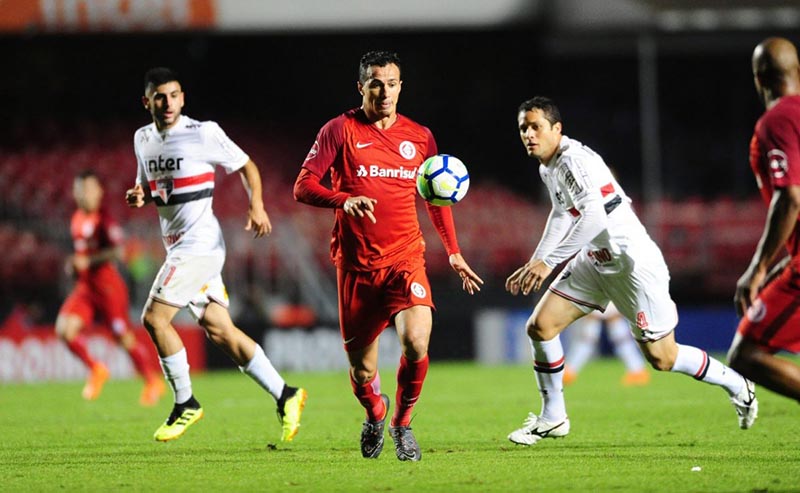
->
xmin=735 ymin=185 xmax=800 ymax=316
xmin=237 ymin=160 xmax=271 ymax=238
xmin=449 ymin=253 xmax=483 ymax=295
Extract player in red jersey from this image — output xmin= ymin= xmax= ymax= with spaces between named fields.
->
xmin=56 ymin=170 xmax=165 ymax=405
xmin=294 ymin=51 xmax=483 ymax=461
xmin=728 ymin=37 xmax=800 ymax=403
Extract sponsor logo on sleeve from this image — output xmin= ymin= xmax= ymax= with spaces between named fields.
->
xmin=558 ymin=163 xmax=584 ymax=197
xmin=305 ymin=141 xmax=319 ymax=161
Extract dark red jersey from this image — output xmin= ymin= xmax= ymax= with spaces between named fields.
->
xmin=70 ymin=207 xmax=124 ymax=284
xmin=750 ymin=95 xmax=800 ymax=258
xmin=302 ymin=108 xmax=447 ymax=270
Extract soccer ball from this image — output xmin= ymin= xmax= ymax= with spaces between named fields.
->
xmin=416 ymin=154 xmax=470 ymax=206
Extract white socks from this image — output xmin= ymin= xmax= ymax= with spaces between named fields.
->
xmin=607 ymin=317 xmax=646 ymax=373
xmin=240 ymin=344 xmax=285 ymax=400
xmin=160 ymin=347 xmax=193 ymax=404
xmin=531 ymin=337 xmax=567 ymax=422
xmin=566 ymin=317 xmax=600 ymax=372
xmin=671 ymin=344 xmax=744 ymax=396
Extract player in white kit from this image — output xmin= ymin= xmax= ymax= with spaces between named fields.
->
xmin=125 ymin=67 xmax=306 ymax=443
xmin=505 ymin=96 xmax=758 ymax=445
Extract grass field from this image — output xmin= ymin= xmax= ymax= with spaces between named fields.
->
xmin=2 ymin=359 xmax=799 ymax=492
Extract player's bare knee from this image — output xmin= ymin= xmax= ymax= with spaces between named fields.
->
xmin=55 ymin=315 xmax=82 ymax=341
xmin=141 ymin=310 xmax=170 ymax=337
xmin=400 ymin=333 xmax=428 ymax=359
xmin=526 ymin=320 xmax=557 ymax=342
xmin=55 ymin=318 xmax=71 ymax=340
xmin=117 ymin=330 xmax=135 ymax=349
xmin=351 ymin=366 xmax=376 ymax=384
xmin=643 ymin=352 xmax=674 ymax=372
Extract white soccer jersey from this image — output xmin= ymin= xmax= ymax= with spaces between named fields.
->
xmin=534 ymin=135 xmax=657 ymax=274
xmin=133 ymin=115 xmax=249 ymax=255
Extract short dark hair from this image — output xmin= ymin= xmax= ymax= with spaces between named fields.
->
xmin=518 ymin=96 xmax=562 ymax=126
xmin=358 ymin=51 xmax=401 ymax=84
xmin=76 ymin=169 xmax=99 ymax=181
xmin=144 ymin=67 xmax=180 ymax=94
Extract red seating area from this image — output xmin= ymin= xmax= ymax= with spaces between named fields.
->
xmin=0 ymin=223 xmax=64 ymax=301
xmin=0 ymin=119 xmax=769 ymax=306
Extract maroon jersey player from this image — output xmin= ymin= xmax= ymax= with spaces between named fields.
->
xmin=56 ymin=170 xmax=164 ymax=405
xmin=728 ymin=37 xmax=800 ymax=404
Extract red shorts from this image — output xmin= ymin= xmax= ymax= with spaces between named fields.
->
xmin=58 ymin=275 xmax=131 ymax=336
xmin=337 ymin=258 xmax=434 ymax=352
xmin=737 ymin=263 xmax=800 ymax=354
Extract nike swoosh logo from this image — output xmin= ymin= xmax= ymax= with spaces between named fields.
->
xmin=344 ymin=337 xmax=357 ymax=344
xmin=741 ymin=379 xmax=756 ymax=406
xmin=356 ymin=142 xmax=373 ymax=149
xmin=528 ymin=422 xmax=565 ymax=437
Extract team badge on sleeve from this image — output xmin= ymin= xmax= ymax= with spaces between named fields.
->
xmin=305 ymin=141 xmax=320 ymax=161
xmin=411 ymin=282 xmax=427 ymax=299
xmin=768 ymin=149 xmax=788 ymax=179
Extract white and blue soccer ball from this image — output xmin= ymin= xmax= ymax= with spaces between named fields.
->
xmin=416 ymin=154 xmax=470 ymax=206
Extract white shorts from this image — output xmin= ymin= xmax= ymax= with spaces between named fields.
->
xmin=549 ymin=249 xmax=678 ymax=342
xmin=588 ymin=301 xmax=620 ymax=321
xmin=149 ymin=252 xmax=230 ymax=321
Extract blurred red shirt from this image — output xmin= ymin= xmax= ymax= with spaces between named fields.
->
xmin=70 ymin=207 xmax=124 ymax=284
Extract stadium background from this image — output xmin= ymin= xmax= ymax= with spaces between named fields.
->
xmin=1 ymin=0 xmax=797 ymax=379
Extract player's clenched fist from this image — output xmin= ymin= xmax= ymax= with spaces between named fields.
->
xmin=125 ymin=184 xmax=146 ymax=208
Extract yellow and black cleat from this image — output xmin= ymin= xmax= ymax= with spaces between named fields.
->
xmin=279 ymin=388 xmax=307 ymax=442
xmin=154 ymin=403 xmax=204 ymax=442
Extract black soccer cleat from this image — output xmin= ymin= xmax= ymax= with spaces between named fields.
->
xmin=360 ymin=394 xmax=390 ymax=458
xmin=389 ymin=425 xmax=422 ymax=461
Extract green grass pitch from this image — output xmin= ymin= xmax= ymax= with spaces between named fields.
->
xmin=2 ymin=359 xmax=799 ymax=492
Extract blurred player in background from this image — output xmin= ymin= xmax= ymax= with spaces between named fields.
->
xmin=56 ymin=170 xmax=165 ymax=405
xmin=505 ymin=96 xmax=757 ymax=446
xmin=126 ymin=67 xmax=306 ymax=443
xmin=294 ymin=51 xmax=483 ymax=461
xmin=727 ymin=37 xmax=800 ymax=404
xmin=563 ymin=302 xmax=650 ymax=386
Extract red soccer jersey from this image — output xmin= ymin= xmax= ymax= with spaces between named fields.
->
xmin=70 ymin=207 xmax=124 ymax=284
xmin=750 ymin=95 xmax=800 ymax=258
xmin=303 ymin=108 xmax=438 ymax=270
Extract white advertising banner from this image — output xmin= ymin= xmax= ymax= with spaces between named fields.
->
xmin=0 ymin=0 xmax=535 ymax=32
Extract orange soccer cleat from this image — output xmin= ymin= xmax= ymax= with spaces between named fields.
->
xmin=621 ymin=369 xmax=651 ymax=387
xmin=82 ymin=363 xmax=110 ymax=400
xmin=562 ymin=367 xmax=578 ymax=386
xmin=140 ymin=377 xmax=167 ymax=406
